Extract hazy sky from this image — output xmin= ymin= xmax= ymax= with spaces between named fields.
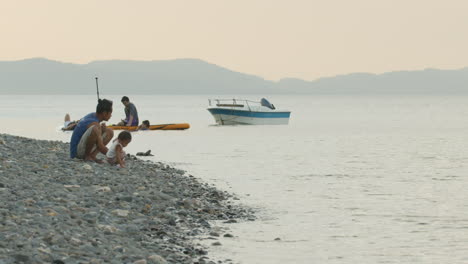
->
xmin=2 ymin=0 xmax=468 ymax=80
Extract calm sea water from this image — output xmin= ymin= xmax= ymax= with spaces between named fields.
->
xmin=1 ymin=94 xmax=468 ymax=264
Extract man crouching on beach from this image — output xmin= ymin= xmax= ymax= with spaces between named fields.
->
xmin=69 ymin=99 xmax=114 ymax=162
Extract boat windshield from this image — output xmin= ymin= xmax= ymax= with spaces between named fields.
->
xmin=260 ymin=98 xmax=275 ymax=110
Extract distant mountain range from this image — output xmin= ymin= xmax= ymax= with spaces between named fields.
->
xmin=1 ymin=58 xmax=468 ymax=94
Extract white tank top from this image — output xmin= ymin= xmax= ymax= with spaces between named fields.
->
xmin=106 ymin=140 xmax=122 ymax=159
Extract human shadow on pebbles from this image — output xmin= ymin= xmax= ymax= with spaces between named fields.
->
xmin=0 ymin=134 xmax=255 ymax=264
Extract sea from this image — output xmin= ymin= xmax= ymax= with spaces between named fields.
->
xmin=1 ymin=94 xmax=468 ymax=264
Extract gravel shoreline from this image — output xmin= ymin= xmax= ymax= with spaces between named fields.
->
xmin=0 ymin=134 xmax=254 ymax=264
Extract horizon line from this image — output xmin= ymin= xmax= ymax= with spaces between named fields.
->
xmin=1 ymin=57 xmax=467 ymax=82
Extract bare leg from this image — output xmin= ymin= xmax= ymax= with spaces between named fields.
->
xmin=84 ymin=126 xmax=114 ymax=162
xmin=103 ymin=127 xmax=114 ymax=145
xmin=84 ymin=126 xmax=100 ymax=161
xmin=88 ymin=149 xmax=101 ymax=163
xmin=69 ymin=123 xmax=77 ymax=130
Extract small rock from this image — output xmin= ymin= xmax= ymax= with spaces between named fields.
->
xmin=113 ymin=246 xmax=125 ymax=253
xmin=167 ymin=219 xmax=176 ymax=226
xmin=82 ymin=164 xmax=93 ymax=171
xmin=89 ymin=258 xmax=102 ymax=264
xmin=124 ymin=225 xmax=139 ymax=234
xmin=198 ymin=219 xmax=211 ymax=228
xmin=223 ymin=233 xmax=234 ymax=238
xmin=209 ymin=232 xmax=220 ymax=237
xmin=98 ymin=224 xmax=119 ymax=233
xmin=45 ymin=209 xmax=59 ymax=217
xmin=38 ymin=247 xmax=51 ymax=254
xmin=23 ymin=199 xmax=36 ymax=206
xmin=95 ymin=186 xmax=112 ymax=192
xmin=112 ymin=209 xmax=130 ymax=217
xmin=83 ymin=212 xmax=98 ymax=223
xmin=13 ymin=254 xmax=30 ymax=262
xmin=147 ymin=254 xmax=168 ymax=264
xmin=133 ymin=259 xmax=147 ymax=264
xmin=274 ymin=237 xmax=281 ymax=241
xmin=142 ymin=204 xmax=151 ymax=214
xmin=70 ymin=237 xmax=82 ymax=246
xmin=211 ymin=242 xmax=222 ymax=246
xmin=120 ymin=196 xmax=133 ymax=202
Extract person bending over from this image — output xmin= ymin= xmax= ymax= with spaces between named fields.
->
xmin=107 ymin=131 xmax=132 ymax=168
xmin=69 ymin=99 xmax=114 ymax=162
xmin=138 ymin=120 xmax=150 ymax=130
xmin=117 ymin=96 xmax=139 ymax=127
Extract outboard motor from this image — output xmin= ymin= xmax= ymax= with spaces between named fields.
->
xmin=260 ymin=98 xmax=276 ymax=110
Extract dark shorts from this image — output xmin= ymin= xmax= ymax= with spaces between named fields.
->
xmin=124 ymin=119 xmax=139 ymax=126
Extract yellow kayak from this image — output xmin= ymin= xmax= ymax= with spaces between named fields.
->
xmin=108 ymin=123 xmax=190 ymax=131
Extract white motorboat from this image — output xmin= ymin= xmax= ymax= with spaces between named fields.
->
xmin=207 ymin=98 xmax=291 ymax=125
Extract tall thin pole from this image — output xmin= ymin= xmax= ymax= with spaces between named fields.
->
xmin=95 ymin=77 xmax=100 ymax=101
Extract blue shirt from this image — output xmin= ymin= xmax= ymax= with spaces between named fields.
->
xmin=124 ymin=103 xmax=139 ymax=126
xmin=70 ymin=112 xmax=100 ymax=158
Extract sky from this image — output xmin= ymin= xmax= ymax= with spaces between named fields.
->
xmin=1 ymin=0 xmax=468 ymax=81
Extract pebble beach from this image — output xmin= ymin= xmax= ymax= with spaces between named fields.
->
xmin=0 ymin=133 xmax=254 ymax=264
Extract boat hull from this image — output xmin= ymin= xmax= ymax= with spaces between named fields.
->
xmin=207 ymin=108 xmax=290 ymax=125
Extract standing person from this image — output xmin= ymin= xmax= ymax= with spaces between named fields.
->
xmin=117 ymin=96 xmax=139 ymax=127
xmin=69 ymin=99 xmax=114 ymax=162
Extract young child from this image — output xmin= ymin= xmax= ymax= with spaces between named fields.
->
xmin=107 ymin=131 xmax=132 ymax=168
